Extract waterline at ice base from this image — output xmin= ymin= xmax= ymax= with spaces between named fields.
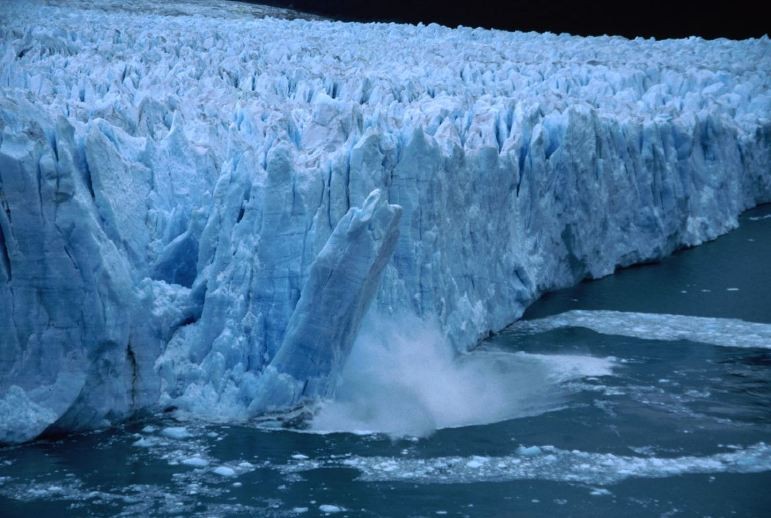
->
xmin=1 ymin=0 xmax=769 ymax=473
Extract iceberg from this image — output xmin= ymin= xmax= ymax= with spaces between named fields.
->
xmin=1 ymin=0 xmax=769 ymax=442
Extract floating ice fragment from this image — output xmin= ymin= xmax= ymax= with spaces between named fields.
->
xmin=181 ymin=456 xmax=209 ymax=467
xmin=213 ymin=466 xmax=236 ymax=477
xmin=161 ymin=427 xmax=191 ymax=440
xmin=516 ymin=446 xmax=543 ymax=457
xmin=132 ymin=437 xmax=159 ymax=448
xmin=466 ymin=456 xmax=489 ymax=468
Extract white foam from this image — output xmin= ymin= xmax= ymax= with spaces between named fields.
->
xmin=508 ymin=310 xmax=771 ymax=349
xmin=310 ymin=315 xmax=615 ymax=437
xmin=283 ymin=443 xmax=771 ymax=485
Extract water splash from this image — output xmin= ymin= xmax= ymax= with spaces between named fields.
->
xmin=310 ymin=314 xmax=615 ymax=437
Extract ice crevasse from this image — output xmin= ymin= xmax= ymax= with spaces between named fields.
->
xmin=0 ymin=0 xmax=769 ymax=443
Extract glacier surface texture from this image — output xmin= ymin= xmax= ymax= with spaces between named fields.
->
xmin=0 ymin=0 xmax=769 ymax=443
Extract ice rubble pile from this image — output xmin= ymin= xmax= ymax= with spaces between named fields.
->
xmin=0 ymin=0 xmax=769 ymax=442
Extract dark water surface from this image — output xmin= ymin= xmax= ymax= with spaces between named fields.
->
xmin=1 ymin=205 xmax=769 ymax=517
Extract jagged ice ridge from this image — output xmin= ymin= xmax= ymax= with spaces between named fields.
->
xmin=0 ymin=0 xmax=769 ymax=443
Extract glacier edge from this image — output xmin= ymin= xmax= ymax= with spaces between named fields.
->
xmin=0 ymin=0 xmax=770 ymax=442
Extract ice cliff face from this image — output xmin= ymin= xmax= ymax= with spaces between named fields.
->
xmin=1 ymin=0 xmax=769 ymax=442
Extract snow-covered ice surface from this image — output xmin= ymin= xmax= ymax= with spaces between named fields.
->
xmin=507 ymin=310 xmax=771 ymax=349
xmin=1 ymin=0 xmax=770 ymax=442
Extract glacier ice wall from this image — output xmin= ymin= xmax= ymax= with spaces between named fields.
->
xmin=1 ymin=0 xmax=769 ymax=442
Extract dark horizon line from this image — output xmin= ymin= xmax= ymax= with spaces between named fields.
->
xmin=235 ymin=0 xmax=769 ymax=40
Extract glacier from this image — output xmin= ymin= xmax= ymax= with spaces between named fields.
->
xmin=0 ymin=0 xmax=769 ymax=443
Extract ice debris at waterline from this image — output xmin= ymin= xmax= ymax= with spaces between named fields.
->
xmin=507 ymin=310 xmax=771 ymax=349
xmin=1 ymin=0 xmax=770 ymax=443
